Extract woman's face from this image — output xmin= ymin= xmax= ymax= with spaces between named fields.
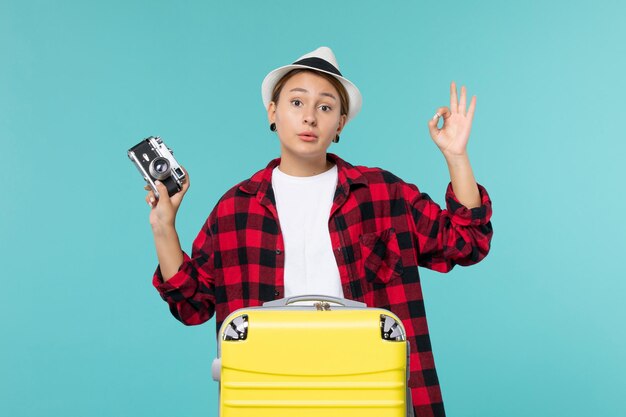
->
xmin=267 ymin=71 xmax=346 ymax=164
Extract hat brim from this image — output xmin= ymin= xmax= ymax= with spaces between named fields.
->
xmin=262 ymin=64 xmax=362 ymax=123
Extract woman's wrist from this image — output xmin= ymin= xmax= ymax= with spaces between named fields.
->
xmin=442 ymin=150 xmax=470 ymax=167
xmin=444 ymin=152 xmax=481 ymax=209
xmin=151 ymin=221 xmax=177 ymax=238
xmin=443 ymin=153 xmax=471 ymax=171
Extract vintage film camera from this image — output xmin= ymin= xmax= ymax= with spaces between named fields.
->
xmin=128 ymin=136 xmax=186 ymax=199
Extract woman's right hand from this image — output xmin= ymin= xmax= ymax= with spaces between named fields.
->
xmin=145 ymin=167 xmax=190 ymax=229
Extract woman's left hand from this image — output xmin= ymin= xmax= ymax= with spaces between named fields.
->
xmin=427 ymin=81 xmax=476 ymax=158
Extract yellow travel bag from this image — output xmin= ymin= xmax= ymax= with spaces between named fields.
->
xmin=212 ymin=295 xmax=413 ymax=417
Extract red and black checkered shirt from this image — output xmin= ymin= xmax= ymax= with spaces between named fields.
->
xmin=153 ymin=153 xmax=493 ymax=417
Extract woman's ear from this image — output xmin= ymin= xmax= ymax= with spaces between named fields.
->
xmin=267 ymin=101 xmax=277 ymax=124
xmin=336 ymin=114 xmax=347 ymax=135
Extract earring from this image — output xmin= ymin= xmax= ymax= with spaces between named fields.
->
xmin=332 ymin=134 xmax=340 ymax=143
xmin=270 ymin=123 xmax=276 ymax=132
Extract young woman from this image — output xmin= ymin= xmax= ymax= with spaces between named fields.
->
xmin=145 ymin=46 xmax=493 ymax=417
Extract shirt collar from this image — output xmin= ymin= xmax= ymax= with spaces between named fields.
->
xmin=238 ymin=153 xmax=368 ymax=199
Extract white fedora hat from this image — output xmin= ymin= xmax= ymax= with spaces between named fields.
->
xmin=261 ymin=46 xmax=362 ymax=123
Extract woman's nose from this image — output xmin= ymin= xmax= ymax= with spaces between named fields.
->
xmin=303 ymin=110 xmax=317 ymax=126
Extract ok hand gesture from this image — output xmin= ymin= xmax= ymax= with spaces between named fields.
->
xmin=427 ymin=82 xmax=476 ymax=158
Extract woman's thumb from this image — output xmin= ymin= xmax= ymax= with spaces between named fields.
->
xmin=154 ymin=181 xmax=171 ymax=205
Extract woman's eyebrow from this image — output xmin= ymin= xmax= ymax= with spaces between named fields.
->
xmin=288 ymin=88 xmax=337 ymax=101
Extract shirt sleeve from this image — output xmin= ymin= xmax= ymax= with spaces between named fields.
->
xmin=407 ymin=182 xmax=493 ymax=273
xmin=152 ymin=215 xmax=216 ymax=325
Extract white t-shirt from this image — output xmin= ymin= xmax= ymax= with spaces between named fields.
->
xmin=271 ymin=165 xmax=344 ymax=299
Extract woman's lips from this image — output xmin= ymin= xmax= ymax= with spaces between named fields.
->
xmin=298 ymin=132 xmax=318 ymax=142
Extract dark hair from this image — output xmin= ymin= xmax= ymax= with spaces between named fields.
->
xmin=270 ymin=69 xmax=350 ymax=117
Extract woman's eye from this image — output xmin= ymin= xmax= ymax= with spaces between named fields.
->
xmin=291 ymin=99 xmax=302 ymax=107
xmin=320 ymin=105 xmax=332 ymax=112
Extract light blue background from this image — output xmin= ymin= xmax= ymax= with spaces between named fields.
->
xmin=1 ymin=1 xmax=624 ymax=416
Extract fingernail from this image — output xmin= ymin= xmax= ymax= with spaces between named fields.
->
xmin=155 ymin=180 xmax=161 ymax=185
xmin=150 ymin=197 xmax=155 ymax=203
xmin=147 ymin=201 xmax=152 ymax=208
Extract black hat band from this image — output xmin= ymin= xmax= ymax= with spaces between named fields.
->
xmin=292 ymin=57 xmax=342 ymax=77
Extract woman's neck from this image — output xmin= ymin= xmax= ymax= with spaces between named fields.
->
xmin=278 ymin=153 xmax=334 ymax=177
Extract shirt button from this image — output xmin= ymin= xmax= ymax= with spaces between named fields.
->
xmin=275 ymin=249 xmax=282 ymax=255
xmin=274 ymin=291 xmax=280 ymax=297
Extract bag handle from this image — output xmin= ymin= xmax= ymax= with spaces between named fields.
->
xmin=263 ymin=295 xmax=367 ymax=308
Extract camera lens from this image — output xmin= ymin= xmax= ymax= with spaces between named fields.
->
xmin=149 ymin=157 xmax=171 ymax=180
